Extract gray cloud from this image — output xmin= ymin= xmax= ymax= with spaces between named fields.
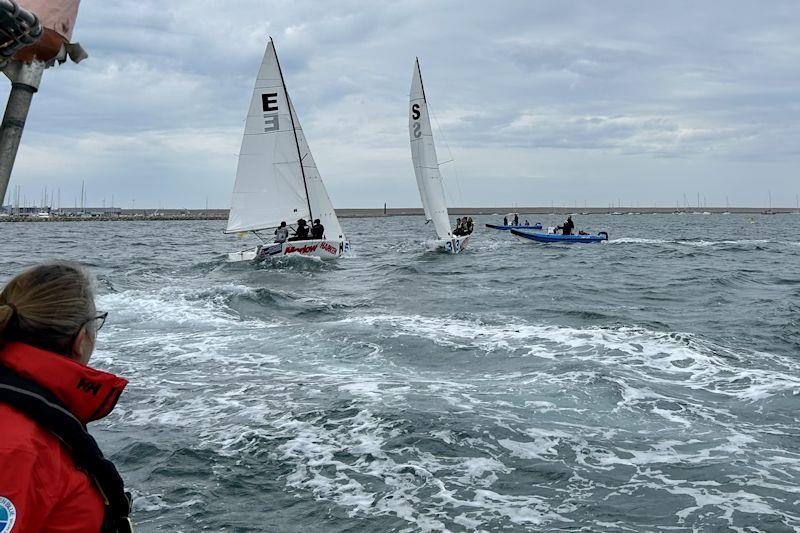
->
xmin=3 ymin=0 xmax=799 ymax=208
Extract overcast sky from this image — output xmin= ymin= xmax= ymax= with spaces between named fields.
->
xmin=4 ymin=0 xmax=799 ymax=208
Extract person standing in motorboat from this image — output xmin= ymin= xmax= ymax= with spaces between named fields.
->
xmin=503 ymin=216 xmax=508 ymax=226
xmin=557 ymin=215 xmax=575 ymax=235
xmin=0 ymin=262 xmax=133 ymax=532
xmin=288 ymin=219 xmax=310 ymax=241
xmin=310 ymin=219 xmax=325 ymax=240
xmin=466 ymin=217 xmax=474 ymax=235
xmin=274 ymin=221 xmax=289 ymax=243
xmin=513 ymin=213 xmax=519 ymax=226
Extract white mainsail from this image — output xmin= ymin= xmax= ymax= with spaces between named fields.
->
xmin=409 ymin=58 xmax=452 ymax=241
xmin=226 ymin=39 xmax=344 ymax=241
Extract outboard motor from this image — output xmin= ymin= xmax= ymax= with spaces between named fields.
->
xmin=598 ymin=231 xmax=609 ymax=240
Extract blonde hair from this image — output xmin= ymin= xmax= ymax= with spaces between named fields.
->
xmin=0 ymin=262 xmax=96 ymax=356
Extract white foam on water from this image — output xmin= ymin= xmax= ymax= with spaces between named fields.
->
xmin=97 ymin=283 xmax=256 ymax=329
xmin=88 ymin=281 xmax=800 ymax=530
xmin=338 ymin=381 xmax=382 ymax=400
xmin=609 ymin=238 xmax=671 ymax=245
xmin=343 ymin=314 xmax=800 ymax=403
xmin=264 ymin=400 xmax=575 ymax=530
xmin=681 ymin=239 xmax=770 ymax=247
xmin=609 ymin=238 xmax=772 ymax=247
xmin=499 ymin=437 xmax=558 ymax=460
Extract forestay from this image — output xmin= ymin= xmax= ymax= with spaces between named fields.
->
xmin=226 ymin=40 xmax=344 ymax=240
xmin=409 ymin=58 xmax=452 ymax=241
xmin=290 ymin=98 xmax=344 ymax=240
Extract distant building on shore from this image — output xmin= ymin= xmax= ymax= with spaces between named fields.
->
xmin=55 ymin=207 xmax=123 ymax=216
xmin=0 ymin=205 xmax=122 ymax=217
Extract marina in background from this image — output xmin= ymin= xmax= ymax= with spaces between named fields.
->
xmin=1 ymin=205 xmax=799 ymax=222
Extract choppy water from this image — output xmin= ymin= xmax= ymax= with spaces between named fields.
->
xmin=2 ymin=213 xmax=799 ymax=532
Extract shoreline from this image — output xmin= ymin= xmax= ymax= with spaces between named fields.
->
xmin=0 ymin=207 xmax=796 ymax=222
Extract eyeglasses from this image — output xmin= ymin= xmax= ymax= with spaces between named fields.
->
xmin=90 ymin=311 xmax=108 ymax=332
xmin=67 ymin=311 xmax=108 ymax=352
xmin=76 ymin=311 xmax=108 ymax=336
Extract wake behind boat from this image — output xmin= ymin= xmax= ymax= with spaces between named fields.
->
xmin=225 ymin=38 xmax=349 ymax=262
xmin=409 ymin=58 xmax=469 ymax=254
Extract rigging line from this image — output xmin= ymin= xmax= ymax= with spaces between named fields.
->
xmin=272 ymin=38 xmax=314 ymax=222
xmin=428 ymin=104 xmax=463 ymax=206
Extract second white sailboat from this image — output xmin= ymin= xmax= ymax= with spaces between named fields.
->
xmin=409 ymin=58 xmax=468 ymax=254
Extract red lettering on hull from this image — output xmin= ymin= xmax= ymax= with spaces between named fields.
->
xmin=284 ymin=244 xmax=319 ymax=255
xmin=319 ymin=241 xmax=338 ymax=255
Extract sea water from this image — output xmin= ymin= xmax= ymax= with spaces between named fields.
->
xmin=1 ymin=213 xmax=799 ymax=532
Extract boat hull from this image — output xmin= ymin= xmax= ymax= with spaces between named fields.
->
xmin=425 ymin=235 xmax=470 ymax=254
xmin=510 ymin=229 xmax=608 ymax=244
xmin=227 ymin=239 xmax=349 ymax=262
xmin=486 ymin=223 xmax=542 ymax=231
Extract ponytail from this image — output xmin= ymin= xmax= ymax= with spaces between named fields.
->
xmin=0 ymin=303 xmax=15 ymax=334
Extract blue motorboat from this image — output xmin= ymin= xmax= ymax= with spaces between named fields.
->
xmin=486 ymin=223 xmax=543 ymax=231
xmin=510 ymin=228 xmax=608 ymax=243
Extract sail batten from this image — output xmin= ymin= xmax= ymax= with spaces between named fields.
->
xmin=226 ymin=40 xmax=344 ymax=241
xmin=409 ymin=59 xmax=452 ymax=240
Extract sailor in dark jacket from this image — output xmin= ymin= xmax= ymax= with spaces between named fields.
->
xmin=310 ymin=219 xmax=325 ymax=239
xmin=288 ymin=219 xmax=310 ymax=241
xmin=557 ymin=216 xmax=575 ymax=235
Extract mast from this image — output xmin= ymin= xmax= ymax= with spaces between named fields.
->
xmin=416 ymin=58 xmax=427 ymax=103
xmin=272 ymin=38 xmax=313 ymax=223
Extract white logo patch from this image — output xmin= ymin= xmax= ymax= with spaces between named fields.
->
xmin=0 ymin=497 xmax=15 ymax=532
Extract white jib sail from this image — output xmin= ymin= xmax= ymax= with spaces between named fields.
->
xmin=227 ymin=39 xmax=343 ymax=240
xmin=289 ymin=97 xmax=345 ymax=240
xmin=409 ymin=58 xmax=452 ymax=241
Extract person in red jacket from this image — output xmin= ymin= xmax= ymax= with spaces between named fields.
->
xmin=0 ymin=262 xmax=132 ymax=532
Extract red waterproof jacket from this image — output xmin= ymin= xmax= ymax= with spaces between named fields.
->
xmin=0 ymin=342 xmax=128 ymax=532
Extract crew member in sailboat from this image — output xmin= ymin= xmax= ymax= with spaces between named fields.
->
xmin=288 ymin=219 xmax=310 ymax=241
xmin=311 ymin=219 xmax=325 ymax=240
xmin=453 ymin=217 xmax=474 ymax=236
xmin=274 ymin=221 xmax=289 ymax=243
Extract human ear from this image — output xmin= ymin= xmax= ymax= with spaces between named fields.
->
xmin=71 ymin=327 xmax=95 ymax=365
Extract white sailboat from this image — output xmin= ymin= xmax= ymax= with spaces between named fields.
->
xmin=226 ymin=38 xmax=349 ymax=261
xmin=409 ymin=58 xmax=469 ymax=254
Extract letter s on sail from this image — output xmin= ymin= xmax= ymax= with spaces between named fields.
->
xmin=411 ymin=104 xmax=420 ymax=120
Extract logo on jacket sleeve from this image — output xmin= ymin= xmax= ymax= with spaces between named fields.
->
xmin=0 ymin=497 xmax=16 ymax=532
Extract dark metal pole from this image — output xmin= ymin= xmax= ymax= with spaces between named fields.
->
xmin=0 ymin=59 xmax=43 ymax=207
